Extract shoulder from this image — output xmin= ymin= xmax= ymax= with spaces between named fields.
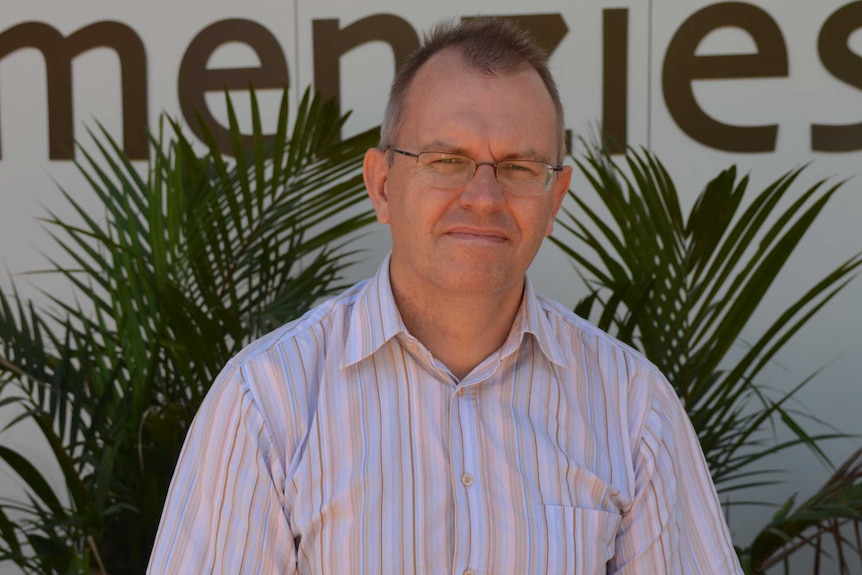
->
xmin=199 ymin=279 xmax=371 ymax=464
xmin=213 ymin=279 xmax=369 ymax=420
xmin=227 ymin=278 xmax=369 ymax=370
xmin=534 ymin=293 xmax=680 ymax=434
xmin=536 ymin=292 xmax=661 ymax=378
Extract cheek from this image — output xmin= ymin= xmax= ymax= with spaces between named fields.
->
xmin=387 ymin=193 xmax=425 ymax=243
xmin=387 ymin=178 xmax=464 ymax=241
xmin=514 ymin=202 xmax=557 ymax=243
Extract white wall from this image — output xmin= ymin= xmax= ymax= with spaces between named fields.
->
xmin=1 ymin=1 xmax=860 ymax=572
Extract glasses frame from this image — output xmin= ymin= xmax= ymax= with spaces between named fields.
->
xmin=386 ymin=147 xmax=563 ymax=195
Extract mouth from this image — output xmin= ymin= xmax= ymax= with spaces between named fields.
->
xmin=445 ymin=227 xmax=509 ymax=243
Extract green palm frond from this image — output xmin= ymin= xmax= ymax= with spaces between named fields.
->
xmin=553 ymin=142 xmax=862 ymax=573
xmin=742 ymin=448 xmax=862 ymax=574
xmin=0 ymin=87 xmax=378 ymax=574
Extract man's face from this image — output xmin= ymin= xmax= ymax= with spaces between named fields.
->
xmin=364 ymin=49 xmax=571 ymax=300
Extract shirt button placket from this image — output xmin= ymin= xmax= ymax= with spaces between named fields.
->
xmin=450 ymin=385 xmax=484 ymax=575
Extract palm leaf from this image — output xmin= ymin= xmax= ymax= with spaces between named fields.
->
xmin=553 ymin=142 xmax=862 ymax=573
xmin=0 ymin=86 xmax=377 ymax=573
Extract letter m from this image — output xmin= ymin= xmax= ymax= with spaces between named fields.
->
xmin=0 ymin=21 xmax=147 ymax=160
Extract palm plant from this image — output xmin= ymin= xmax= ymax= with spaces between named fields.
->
xmin=0 ymin=88 xmax=379 ymax=574
xmin=552 ymin=143 xmax=862 ymax=574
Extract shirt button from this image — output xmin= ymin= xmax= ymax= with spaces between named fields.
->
xmin=464 ymin=569 xmax=475 ymax=575
xmin=461 ymin=472 xmax=474 ymax=486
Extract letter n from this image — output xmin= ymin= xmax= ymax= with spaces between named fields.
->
xmin=313 ymin=15 xmax=419 ymax=139
xmin=0 ymin=21 xmax=148 ymax=160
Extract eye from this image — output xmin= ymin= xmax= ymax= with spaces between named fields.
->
xmin=433 ymin=155 xmax=467 ymax=165
xmin=500 ymin=161 xmax=544 ymax=179
xmin=423 ymin=154 xmax=470 ymax=172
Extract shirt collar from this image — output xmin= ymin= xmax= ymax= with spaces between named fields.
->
xmin=342 ymin=254 xmax=568 ymax=369
xmin=342 ymin=253 xmax=408 ymax=368
xmin=502 ymin=276 xmax=569 ymax=368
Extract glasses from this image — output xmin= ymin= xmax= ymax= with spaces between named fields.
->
xmin=387 ymin=147 xmax=563 ymax=196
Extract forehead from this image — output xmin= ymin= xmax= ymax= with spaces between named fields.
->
xmin=397 ymin=50 xmax=558 ymax=155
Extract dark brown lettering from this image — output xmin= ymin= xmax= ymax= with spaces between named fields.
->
xmin=179 ymin=19 xmax=288 ymax=156
xmin=662 ymin=2 xmax=787 ymax=152
xmin=0 ymin=21 xmax=147 ymax=160
xmin=312 ymin=14 xmax=419 ymax=133
xmin=603 ymin=9 xmax=628 ymax=154
xmin=813 ymin=1 xmax=862 ymax=152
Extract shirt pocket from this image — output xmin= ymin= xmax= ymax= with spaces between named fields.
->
xmin=540 ymin=504 xmax=621 ymax=575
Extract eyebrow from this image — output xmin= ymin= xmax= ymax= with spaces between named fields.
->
xmin=417 ymin=140 xmax=467 ymax=155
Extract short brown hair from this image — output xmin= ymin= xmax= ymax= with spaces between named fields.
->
xmin=379 ymin=18 xmax=566 ymax=162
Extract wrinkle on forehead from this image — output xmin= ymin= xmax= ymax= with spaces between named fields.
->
xmin=414 ymin=140 xmax=551 ymax=163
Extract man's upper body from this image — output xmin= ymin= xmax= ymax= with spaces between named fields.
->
xmin=148 ymin=17 xmax=744 ymax=574
xmin=147 ymin=256 xmax=741 ymax=574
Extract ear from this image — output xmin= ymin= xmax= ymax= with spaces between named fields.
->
xmin=545 ymin=164 xmax=572 ymax=236
xmin=364 ymin=148 xmax=391 ymax=224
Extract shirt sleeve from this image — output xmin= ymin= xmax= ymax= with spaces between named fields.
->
xmin=147 ymin=364 xmax=297 ymax=574
xmin=610 ymin=369 xmax=743 ymax=574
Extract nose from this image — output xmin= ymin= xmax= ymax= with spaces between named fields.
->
xmin=460 ymin=163 xmax=505 ymax=212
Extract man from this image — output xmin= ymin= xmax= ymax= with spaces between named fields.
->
xmin=148 ymin=18 xmax=743 ymax=574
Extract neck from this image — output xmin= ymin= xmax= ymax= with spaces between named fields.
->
xmin=390 ymin=273 xmax=524 ymax=380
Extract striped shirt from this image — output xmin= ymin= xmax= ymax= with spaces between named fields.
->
xmin=148 ymin=256 xmax=742 ymax=574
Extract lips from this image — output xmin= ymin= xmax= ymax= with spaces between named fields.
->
xmin=445 ymin=226 xmax=509 ymax=242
